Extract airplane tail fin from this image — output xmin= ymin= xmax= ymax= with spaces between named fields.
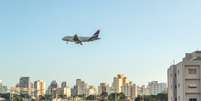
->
xmin=92 ymin=29 xmax=100 ymax=38
xmin=88 ymin=30 xmax=100 ymax=41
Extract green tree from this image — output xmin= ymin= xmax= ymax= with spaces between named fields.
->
xmin=108 ymin=93 xmax=126 ymax=101
xmin=156 ymin=93 xmax=168 ymax=101
xmin=135 ymin=93 xmax=167 ymax=101
xmin=100 ymin=92 xmax=108 ymax=101
xmin=12 ymin=94 xmax=23 ymax=101
xmin=86 ymin=95 xmax=96 ymax=100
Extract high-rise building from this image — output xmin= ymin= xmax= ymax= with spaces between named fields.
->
xmin=19 ymin=77 xmax=30 ymax=88
xmin=168 ymin=51 xmax=201 ymax=101
xmin=158 ymin=83 xmax=167 ymax=94
xmin=147 ymin=81 xmax=158 ymax=95
xmin=56 ymin=86 xmax=71 ymax=98
xmin=137 ymin=85 xmax=150 ymax=95
xmin=75 ymin=79 xmax=87 ymax=96
xmin=98 ymin=82 xmax=110 ymax=95
xmin=0 ymin=80 xmax=8 ymax=94
xmin=47 ymin=80 xmax=58 ymax=98
xmin=121 ymin=82 xmax=137 ymax=100
xmin=19 ymin=77 xmax=32 ymax=95
xmin=112 ymin=74 xmax=128 ymax=93
xmin=147 ymin=81 xmax=167 ymax=95
xmin=34 ymin=80 xmax=46 ymax=97
xmin=56 ymin=81 xmax=71 ymax=97
xmin=168 ymin=65 xmax=177 ymax=101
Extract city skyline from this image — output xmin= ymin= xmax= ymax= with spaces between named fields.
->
xmin=0 ymin=74 xmax=166 ymax=88
xmin=0 ymin=74 xmax=168 ymax=101
xmin=0 ymin=74 xmax=167 ymax=94
xmin=1 ymin=0 xmax=201 ymax=87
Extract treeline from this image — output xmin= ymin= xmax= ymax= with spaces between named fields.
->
xmin=135 ymin=93 xmax=168 ymax=101
xmin=0 ymin=92 xmax=167 ymax=101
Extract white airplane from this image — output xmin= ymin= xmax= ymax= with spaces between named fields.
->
xmin=62 ymin=30 xmax=100 ymax=45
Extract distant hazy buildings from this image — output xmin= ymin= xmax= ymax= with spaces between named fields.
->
xmin=168 ymin=51 xmax=201 ymax=101
xmin=74 ymin=79 xmax=87 ymax=96
xmin=0 ymin=80 xmax=8 ymax=94
xmin=137 ymin=85 xmax=150 ymax=95
xmin=98 ymin=82 xmax=111 ymax=95
xmin=34 ymin=80 xmax=46 ymax=97
xmin=121 ymin=81 xmax=137 ymax=100
xmin=112 ymin=74 xmax=129 ymax=93
xmin=158 ymin=82 xmax=167 ymax=93
xmin=58 ymin=81 xmax=71 ymax=98
xmin=136 ymin=81 xmax=167 ymax=96
xmin=56 ymin=82 xmax=71 ymax=98
xmin=112 ymin=74 xmax=138 ymax=100
xmin=147 ymin=81 xmax=167 ymax=95
xmin=1 ymin=73 xmax=168 ymax=100
xmin=19 ymin=77 xmax=32 ymax=95
xmin=47 ymin=80 xmax=58 ymax=98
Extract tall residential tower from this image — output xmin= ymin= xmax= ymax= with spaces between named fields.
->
xmin=168 ymin=51 xmax=201 ymax=101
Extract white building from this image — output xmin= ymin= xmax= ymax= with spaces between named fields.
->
xmin=168 ymin=65 xmax=177 ymax=101
xmin=75 ymin=79 xmax=87 ymax=96
xmin=147 ymin=81 xmax=167 ymax=95
xmin=168 ymin=51 xmax=201 ymax=101
xmin=112 ymin=74 xmax=128 ymax=93
xmin=56 ymin=87 xmax=71 ymax=98
xmin=137 ymin=85 xmax=144 ymax=95
xmin=34 ymin=80 xmax=46 ymax=97
xmin=0 ymin=80 xmax=7 ymax=94
xmin=98 ymin=82 xmax=111 ymax=95
xmin=121 ymin=82 xmax=137 ymax=100
xmin=158 ymin=82 xmax=167 ymax=94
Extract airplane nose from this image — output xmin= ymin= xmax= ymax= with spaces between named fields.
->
xmin=62 ymin=37 xmax=65 ymax=41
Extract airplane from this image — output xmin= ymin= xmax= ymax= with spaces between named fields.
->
xmin=62 ymin=30 xmax=100 ymax=45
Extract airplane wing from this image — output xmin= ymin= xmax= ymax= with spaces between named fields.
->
xmin=73 ymin=34 xmax=83 ymax=45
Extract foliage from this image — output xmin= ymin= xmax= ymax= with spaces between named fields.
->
xmin=0 ymin=93 xmax=10 ymax=100
xmin=135 ymin=93 xmax=167 ymax=101
xmin=86 ymin=95 xmax=96 ymax=100
xmin=108 ymin=92 xmax=126 ymax=101
xmin=99 ymin=92 xmax=108 ymax=101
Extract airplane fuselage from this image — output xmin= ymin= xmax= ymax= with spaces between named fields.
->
xmin=62 ymin=30 xmax=100 ymax=45
xmin=62 ymin=36 xmax=94 ymax=42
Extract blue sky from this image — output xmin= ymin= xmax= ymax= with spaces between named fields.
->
xmin=0 ymin=0 xmax=201 ymax=87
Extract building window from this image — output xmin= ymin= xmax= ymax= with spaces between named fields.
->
xmin=189 ymin=98 xmax=197 ymax=101
xmin=188 ymin=84 xmax=197 ymax=88
xmin=188 ymin=68 xmax=197 ymax=74
xmin=178 ymin=83 xmax=180 ymax=88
